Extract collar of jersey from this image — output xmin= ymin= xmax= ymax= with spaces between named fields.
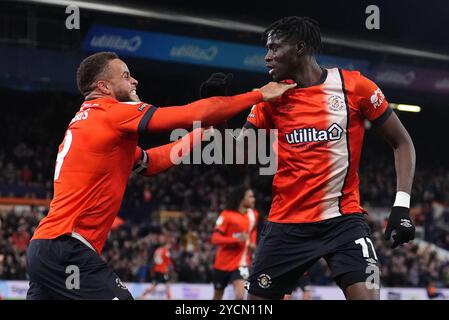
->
xmin=281 ymin=68 xmax=328 ymax=89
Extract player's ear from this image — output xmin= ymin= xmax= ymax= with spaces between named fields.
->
xmin=296 ymin=41 xmax=306 ymax=56
xmin=97 ymin=80 xmax=110 ymax=95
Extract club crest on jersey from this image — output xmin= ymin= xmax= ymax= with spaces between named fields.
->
xmin=258 ymin=274 xmax=272 ymax=289
xmin=370 ymin=88 xmax=385 ymax=109
xmin=327 ymin=95 xmax=345 ymax=111
xmin=285 ymin=123 xmax=343 ymax=145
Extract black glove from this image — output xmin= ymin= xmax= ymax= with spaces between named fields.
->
xmin=385 ymin=206 xmax=415 ymax=248
xmin=199 ymin=73 xmax=233 ymax=98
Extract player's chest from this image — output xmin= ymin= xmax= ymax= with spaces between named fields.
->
xmin=272 ymin=93 xmax=349 ymax=132
xmin=227 ymin=215 xmax=250 ymax=232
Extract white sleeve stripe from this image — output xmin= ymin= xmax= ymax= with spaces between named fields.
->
xmin=121 ymin=101 xmax=142 ymax=105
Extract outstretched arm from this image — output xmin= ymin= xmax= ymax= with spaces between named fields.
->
xmin=211 ymin=230 xmax=246 ymax=245
xmin=146 ymin=82 xmax=296 ymax=132
xmin=195 ymin=73 xmax=274 ymax=171
xmin=133 ymin=127 xmax=205 ymax=176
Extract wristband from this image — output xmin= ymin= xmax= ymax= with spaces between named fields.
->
xmin=393 ymin=191 xmax=410 ymax=208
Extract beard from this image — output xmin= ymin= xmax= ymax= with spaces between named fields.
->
xmin=114 ymin=89 xmax=140 ymax=102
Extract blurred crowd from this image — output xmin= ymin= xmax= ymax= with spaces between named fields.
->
xmin=1 ymin=198 xmax=449 ymax=289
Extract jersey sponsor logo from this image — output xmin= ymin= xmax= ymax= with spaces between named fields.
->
xmin=400 ymin=218 xmax=413 ymax=228
xmin=115 ymin=278 xmax=128 ymax=290
xmin=328 ymin=95 xmax=345 ymax=111
xmin=138 ymin=103 xmax=148 ymax=112
xmin=257 ymin=274 xmax=272 ymax=289
xmin=247 ymin=105 xmax=256 ymax=118
xmin=285 ymin=123 xmax=343 ymax=145
xmin=370 ymin=88 xmax=385 ymax=109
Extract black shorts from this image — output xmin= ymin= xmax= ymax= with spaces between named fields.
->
xmin=151 ymin=271 xmax=169 ymax=284
xmin=212 ymin=268 xmax=245 ymax=290
xmin=26 ymin=235 xmax=133 ymax=300
xmin=247 ymin=213 xmax=379 ymax=299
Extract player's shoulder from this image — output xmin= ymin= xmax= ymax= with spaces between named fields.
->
xmin=247 ymin=208 xmax=259 ymax=219
xmin=252 ymin=100 xmax=272 ymax=109
xmin=111 ymin=100 xmax=151 ymax=111
xmin=252 ymin=208 xmax=260 ymax=217
xmin=221 ymin=210 xmax=243 ymax=221
xmin=251 ymin=99 xmax=277 ymax=116
xmin=339 ymin=69 xmax=379 ymax=93
xmin=340 ymin=68 xmax=378 ymax=83
xmin=220 ymin=209 xmax=235 ymax=217
xmin=337 ymin=68 xmax=363 ymax=83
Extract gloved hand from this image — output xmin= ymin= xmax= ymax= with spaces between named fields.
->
xmin=199 ymin=73 xmax=234 ymax=98
xmin=385 ymin=206 xmax=415 ymax=248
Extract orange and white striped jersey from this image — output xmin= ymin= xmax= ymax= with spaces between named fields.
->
xmin=212 ymin=209 xmax=259 ymax=271
xmin=151 ymin=247 xmax=173 ymax=274
xmin=246 ymin=68 xmax=391 ymax=223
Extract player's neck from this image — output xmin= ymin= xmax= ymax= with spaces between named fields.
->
xmin=292 ymin=57 xmax=324 ymax=88
xmin=84 ymin=91 xmax=115 ymax=101
xmin=237 ymin=206 xmax=247 ymax=214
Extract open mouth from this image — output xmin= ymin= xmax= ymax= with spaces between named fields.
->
xmin=266 ymin=66 xmax=275 ymax=75
xmin=131 ymin=89 xmax=137 ymax=95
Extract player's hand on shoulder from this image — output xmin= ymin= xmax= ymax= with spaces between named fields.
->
xmin=385 ymin=206 xmax=415 ymax=249
xmin=259 ymin=82 xmax=297 ymax=101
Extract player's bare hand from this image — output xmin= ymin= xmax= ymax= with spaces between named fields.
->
xmin=259 ymin=82 xmax=297 ymax=101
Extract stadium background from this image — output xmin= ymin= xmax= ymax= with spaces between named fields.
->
xmin=0 ymin=0 xmax=449 ymax=300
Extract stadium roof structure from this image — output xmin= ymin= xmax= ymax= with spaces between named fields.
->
xmin=15 ymin=0 xmax=449 ymax=62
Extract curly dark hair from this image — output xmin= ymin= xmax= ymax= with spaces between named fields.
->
xmin=76 ymin=51 xmax=119 ymax=96
xmin=263 ymin=16 xmax=322 ymax=55
xmin=225 ymin=185 xmax=251 ymax=211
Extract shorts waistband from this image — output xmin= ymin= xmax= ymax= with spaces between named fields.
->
xmin=71 ymin=231 xmax=96 ymax=252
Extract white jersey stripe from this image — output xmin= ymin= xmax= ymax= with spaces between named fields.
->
xmin=320 ymin=68 xmax=350 ymax=220
xmin=238 ymin=208 xmax=256 ymax=268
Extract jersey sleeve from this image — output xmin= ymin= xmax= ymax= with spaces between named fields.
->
xmin=244 ymin=102 xmax=274 ymax=131
xmin=107 ymin=101 xmax=157 ymax=135
xmin=355 ymin=74 xmax=391 ymax=125
xmin=211 ymin=212 xmax=241 ymax=245
xmin=214 ymin=212 xmax=229 ymax=235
